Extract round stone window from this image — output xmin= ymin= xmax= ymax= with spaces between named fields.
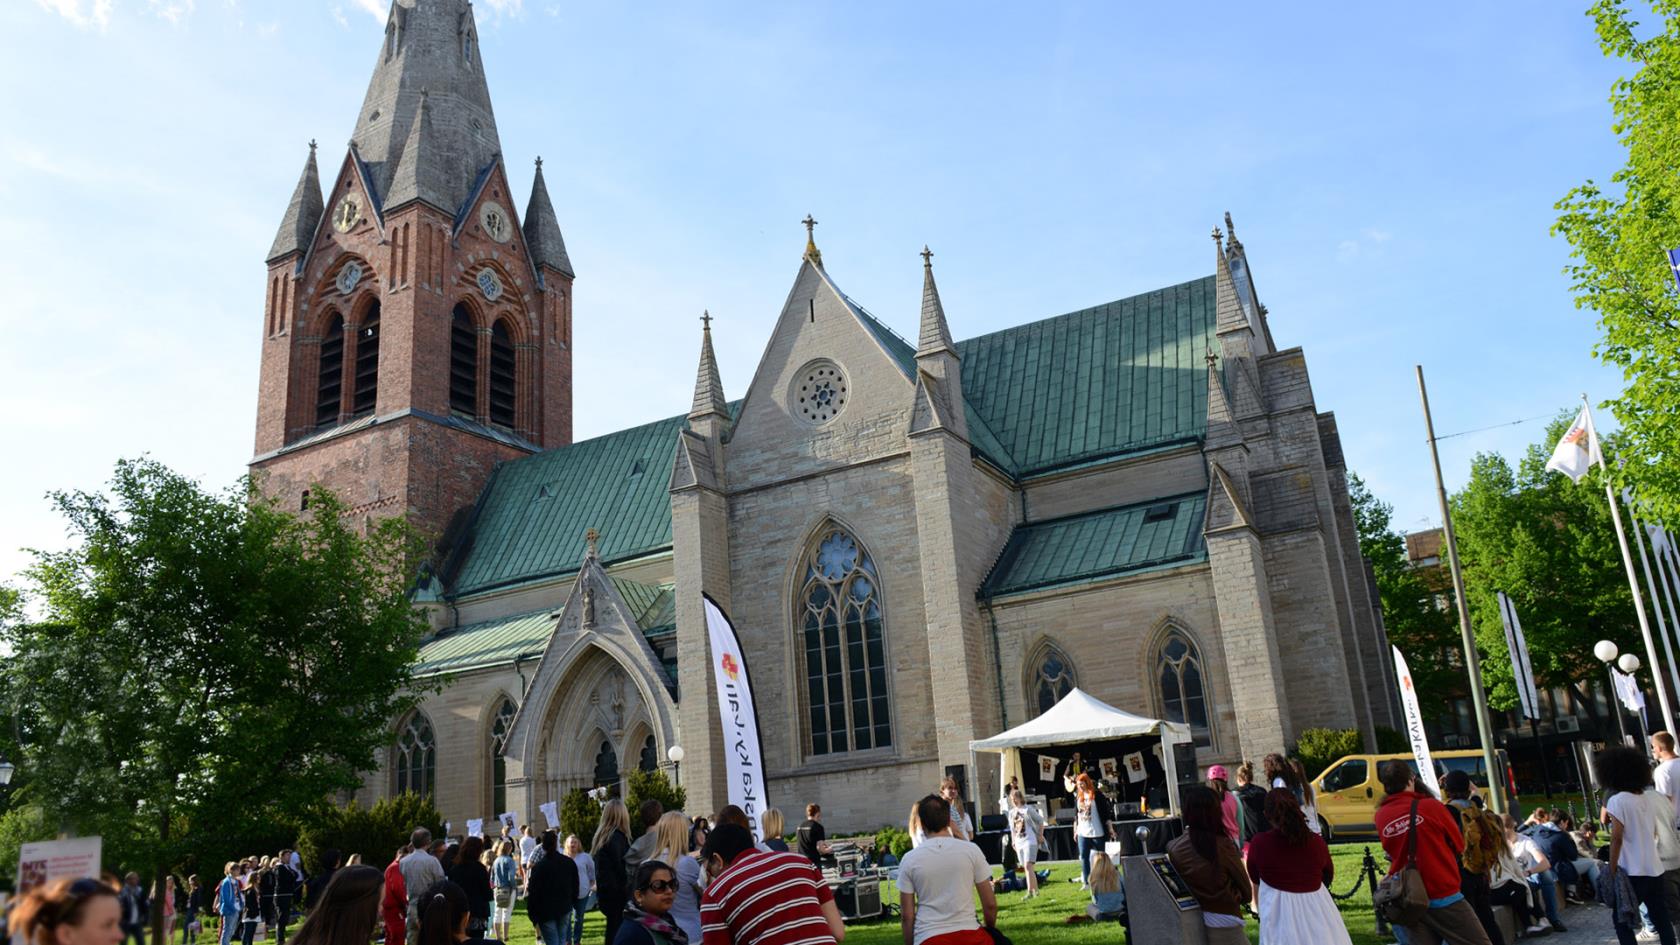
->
xmin=793 ymin=360 xmax=849 ymax=425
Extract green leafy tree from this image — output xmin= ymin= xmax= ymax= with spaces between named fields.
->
xmin=1348 ymin=473 xmax=1460 ymax=708
xmin=1 ymin=459 xmax=430 ymax=943
xmin=626 ymin=768 xmax=686 ymax=827
xmin=1450 ymin=416 xmax=1639 ymax=721
xmin=1554 ymin=1 xmax=1680 ymax=523
xmin=559 ymin=788 xmax=602 ymax=847
xmin=296 ymin=793 xmax=443 ymax=874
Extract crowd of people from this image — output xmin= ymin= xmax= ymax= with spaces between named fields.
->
xmin=29 ymin=730 xmax=1680 ymax=945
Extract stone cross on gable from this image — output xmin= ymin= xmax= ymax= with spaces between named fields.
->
xmin=920 ymin=245 xmax=934 ymax=266
xmin=585 ymin=528 xmax=599 ymax=555
xmin=803 ymin=214 xmax=817 ymax=237
xmin=700 ymin=310 xmax=712 ymax=331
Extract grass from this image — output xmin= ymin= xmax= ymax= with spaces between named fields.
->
xmin=471 ymin=844 xmax=1396 ymax=945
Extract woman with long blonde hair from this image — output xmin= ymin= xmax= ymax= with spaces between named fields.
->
xmin=592 ymin=799 xmax=633 ymax=945
xmin=1085 ymin=852 xmax=1125 ymax=921
xmin=907 ymin=801 xmax=925 ymax=848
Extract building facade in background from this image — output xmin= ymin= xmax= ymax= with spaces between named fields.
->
xmin=252 ymin=0 xmax=1394 ymax=831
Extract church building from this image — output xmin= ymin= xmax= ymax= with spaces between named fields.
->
xmin=251 ymin=0 xmax=1396 ymax=833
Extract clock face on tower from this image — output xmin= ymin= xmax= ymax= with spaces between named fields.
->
xmin=479 ymin=201 xmax=511 ymax=243
xmin=332 ymin=196 xmax=360 ymax=233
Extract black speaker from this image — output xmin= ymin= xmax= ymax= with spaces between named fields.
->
xmin=980 ymin=813 xmax=1007 ymax=832
xmin=835 ymin=879 xmax=882 ymax=920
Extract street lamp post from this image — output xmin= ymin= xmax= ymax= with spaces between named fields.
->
xmin=667 ymin=745 xmax=685 ymax=788
xmin=1621 ymin=654 xmax=1647 ymax=747
xmin=1597 ymin=640 xmax=1630 ymax=746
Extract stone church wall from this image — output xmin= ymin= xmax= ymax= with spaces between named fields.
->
xmin=1020 ymin=447 xmax=1208 ymax=524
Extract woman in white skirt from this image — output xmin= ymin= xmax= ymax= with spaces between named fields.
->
xmin=1006 ymin=789 xmax=1046 ymax=899
xmin=1244 ymin=789 xmax=1352 ymax=945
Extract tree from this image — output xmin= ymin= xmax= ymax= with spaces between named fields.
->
xmin=1450 ymin=415 xmax=1640 ymax=719
xmin=1554 ymin=1 xmax=1680 ymax=524
xmin=1348 ymin=472 xmax=1460 ymax=708
xmin=2 ymin=459 xmax=430 ymax=943
xmin=626 ymin=769 xmax=686 ymax=828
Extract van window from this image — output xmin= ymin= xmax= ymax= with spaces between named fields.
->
xmin=1439 ymin=756 xmax=1489 ymax=788
xmin=1321 ymin=759 xmax=1368 ymax=792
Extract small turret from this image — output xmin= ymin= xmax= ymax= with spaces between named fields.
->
xmin=267 ymin=141 xmax=323 ymax=264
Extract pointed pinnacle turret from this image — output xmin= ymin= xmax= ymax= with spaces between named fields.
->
xmin=689 ymin=311 xmax=729 ymax=421
xmin=524 ymin=156 xmax=574 ymax=277
xmin=802 ymin=214 xmax=822 ymax=268
xmin=917 ymin=245 xmax=956 ymax=355
xmin=386 ymin=88 xmax=455 ymax=212
xmin=267 ymin=141 xmax=324 ymax=263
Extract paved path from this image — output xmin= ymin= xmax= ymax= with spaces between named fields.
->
xmin=1517 ymin=899 xmax=1617 ymax=943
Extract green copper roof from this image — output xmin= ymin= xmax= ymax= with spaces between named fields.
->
xmin=982 ymin=492 xmax=1208 ymax=598
xmin=956 ymin=275 xmax=1215 ymax=477
xmin=449 ymin=413 xmax=689 ymax=596
xmin=414 ymin=608 xmax=555 ymax=677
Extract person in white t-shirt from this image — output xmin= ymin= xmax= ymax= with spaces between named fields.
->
xmin=519 ymin=825 xmax=538 ymax=868
xmin=1601 ymin=746 xmax=1680 ymax=945
xmin=1651 ymin=732 xmax=1680 ymax=824
xmin=898 ymin=794 xmax=998 ymax=945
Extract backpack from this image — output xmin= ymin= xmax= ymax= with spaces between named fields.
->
xmin=1457 ymin=802 xmax=1499 ymax=875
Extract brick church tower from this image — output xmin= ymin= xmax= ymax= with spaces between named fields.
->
xmin=251 ymin=0 xmax=573 ymax=544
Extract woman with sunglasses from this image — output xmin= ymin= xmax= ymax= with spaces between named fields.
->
xmin=12 ymin=877 xmax=124 ymax=945
xmin=611 ymin=862 xmax=686 ymax=945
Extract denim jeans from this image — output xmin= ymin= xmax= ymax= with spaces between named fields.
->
xmin=1525 ymin=868 xmax=1563 ymax=925
xmin=536 ymin=920 xmax=562 ymax=945
xmin=566 ymin=898 xmax=589 ymax=945
xmin=1077 ymin=835 xmax=1102 ymax=885
xmin=218 ymin=917 xmax=236 ymax=945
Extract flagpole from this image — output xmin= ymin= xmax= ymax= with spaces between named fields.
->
xmin=1651 ymin=530 xmax=1680 ymax=715
xmin=1627 ymin=494 xmax=1680 ymax=715
xmin=1587 ymin=395 xmax=1677 ymax=735
xmin=1416 ymin=365 xmax=1504 ymax=813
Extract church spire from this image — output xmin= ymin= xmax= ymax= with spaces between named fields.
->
xmin=267 ymin=140 xmax=323 ymax=264
xmin=689 ymin=311 xmax=728 ymax=422
xmin=916 ymin=246 xmax=956 ymax=356
xmin=350 ymin=0 xmax=502 ymax=216
xmin=524 ymin=157 xmax=574 ymax=277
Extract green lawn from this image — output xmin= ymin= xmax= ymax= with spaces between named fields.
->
xmin=476 ymin=845 xmax=1393 ymax=945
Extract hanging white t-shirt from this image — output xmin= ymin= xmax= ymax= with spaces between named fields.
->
xmin=897 ymin=836 xmax=991 ymax=945
xmin=1608 ymin=789 xmax=1673 ymax=877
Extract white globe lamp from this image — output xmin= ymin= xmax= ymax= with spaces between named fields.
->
xmin=1620 ymin=653 xmax=1642 ymax=674
xmin=1595 ymin=640 xmax=1620 ymax=663
xmin=667 ymin=744 xmax=684 ymax=787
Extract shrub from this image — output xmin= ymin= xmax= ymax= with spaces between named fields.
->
xmin=560 ymin=788 xmax=602 ymax=846
xmin=296 ymin=792 xmax=442 ymax=873
xmin=626 ymin=769 xmax=687 ymax=825
xmin=1291 ymin=728 xmax=1365 ymax=782
xmin=873 ymin=825 xmax=912 ymax=860
xmin=1374 ymin=725 xmax=1411 ymax=754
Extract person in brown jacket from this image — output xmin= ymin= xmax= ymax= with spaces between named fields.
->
xmin=1167 ymin=784 xmax=1252 ymax=944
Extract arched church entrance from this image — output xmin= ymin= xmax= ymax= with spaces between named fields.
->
xmin=531 ymin=646 xmax=662 ymax=804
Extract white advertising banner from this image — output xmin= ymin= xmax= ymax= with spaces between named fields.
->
xmin=1497 ymin=591 xmax=1540 ymax=721
xmin=704 ymin=594 xmax=768 ymax=841
xmin=1393 ymin=646 xmax=1441 ymax=797
xmin=18 ymin=837 xmax=101 ymax=893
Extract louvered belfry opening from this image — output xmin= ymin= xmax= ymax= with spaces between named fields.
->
xmin=488 ymin=320 xmax=516 ymax=428
xmin=450 ymin=304 xmax=477 ymax=416
xmin=351 ymin=301 xmax=380 ymax=418
xmin=315 ymin=313 xmax=345 ymax=428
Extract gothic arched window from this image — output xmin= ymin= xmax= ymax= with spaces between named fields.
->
xmin=351 ymin=302 xmax=380 ymax=418
xmin=394 ymin=712 xmax=436 ymax=797
xmin=797 ymin=526 xmax=891 ymax=755
xmin=1030 ymin=644 xmax=1076 ymax=717
xmin=593 ymin=740 xmax=619 ymax=791
xmin=316 ymin=312 xmax=345 ymax=428
xmin=450 ymin=305 xmax=478 ymax=416
xmin=489 ymin=698 xmax=516 ymax=815
xmin=1156 ymin=630 xmax=1211 ymax=747
xmin=488 ymin=319 xmax=516 ymax=429
xmin=638 ymin=734 xmax=657 ymax=773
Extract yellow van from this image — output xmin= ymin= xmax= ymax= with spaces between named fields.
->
xmin=1311 ymin=749 xmax=1513 ymax=840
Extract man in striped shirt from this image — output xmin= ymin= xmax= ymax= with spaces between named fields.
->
xmin=700 ymin=823 xmax=846 ymax=945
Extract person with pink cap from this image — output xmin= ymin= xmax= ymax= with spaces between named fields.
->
xmin=1207 ymin=765 xmax=1239 ymax=842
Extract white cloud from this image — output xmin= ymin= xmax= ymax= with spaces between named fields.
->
xmin=1336 ymin=227 xmax=1393 ymax=262
xmin=147 ymin=0 xmax=194 ymax=23
xmin=331 ymin=4 xmax=350 ymax=28
xmin=351 ymin=0 xmax=384 ymax=20
xmin=35 ymin=0 xmax=113 ymax=30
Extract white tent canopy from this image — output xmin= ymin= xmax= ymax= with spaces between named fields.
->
xmin=970 ymin=687 xmax=1194 ymax=817
xmin=971 ymin=687 xmax=1191 ymax=751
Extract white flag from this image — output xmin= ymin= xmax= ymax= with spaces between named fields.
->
xmin=1497 ymin=592 xmax=1540 ymax=721
xmin=705 ymin=595 xmax=769 ymax=841
xmin=1393 ymin=646 xmax=1441 ymax=797
xmin=1649 ymin=524 xmax=1672 ymax=558
xmin=1614 ymin=669 xmax=1646 ymax=713
xmin=1545 ymin=405 xmax=1603 ymax=482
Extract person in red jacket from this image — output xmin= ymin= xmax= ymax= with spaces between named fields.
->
xmin=1374 ymin=762 xmax=1491 ymax=945
xmin=382 ymin=846 xmax=409 ymax=945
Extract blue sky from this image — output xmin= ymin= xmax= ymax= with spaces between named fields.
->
xmin=0 ymin=0 xmax=1636 ymax=584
